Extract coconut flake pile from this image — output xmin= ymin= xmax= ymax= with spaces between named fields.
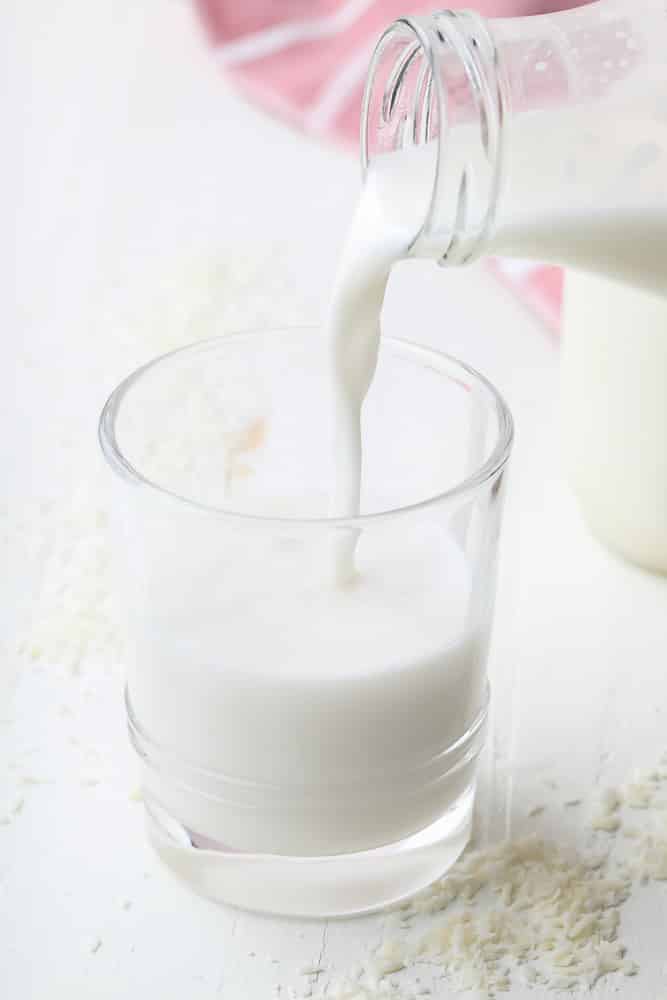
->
xmin=307 ymin=759 xmax=667 ymax=999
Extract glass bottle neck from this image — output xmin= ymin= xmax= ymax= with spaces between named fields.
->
xmin=362 ymin=0 xmax=667 ymax=283
xmin=362 ymin=9 xmax=506 ymax=266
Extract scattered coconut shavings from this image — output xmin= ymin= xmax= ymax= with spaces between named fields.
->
xmin=19 ymin=774 xmax=51 ymax=787
xmin=309 ymin=756 xmax=667 ymax=999
xmin=590 ymin=813 xmax=622 ymax=833
xmin=299 ymin=964 xmax=326 ymax=977
xmin=598 ymin=787 xmax=622 ymax=814
xmin=15 ymin=491 xmax=125 ymax=675
xmin=10 ymin=247 xmax=319 ymax=679
xmin=366 ymin=941 xmax=407 ymax=982
xmin=0 ymin=795 xmax=25 ymax=826
xmin=624 ymin=818 xmax=667 ymax=882
xmin=589 ymin=786 xmax=623 ymax=832
xmin=396 ymin=837 xmax=631 ymax=994
xmin=314 ymin=836 xmax=634 ymax=998
xmin=623 ymin=780 xmax=655 ymax=809
xmin=325 ymin=983 xmax=410 ymax=1000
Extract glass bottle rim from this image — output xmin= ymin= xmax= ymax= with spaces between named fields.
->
xmin=360 ymin=11 xmax=505 ymax=265
xmin=360 ymin=15 xmax=441 ymax=256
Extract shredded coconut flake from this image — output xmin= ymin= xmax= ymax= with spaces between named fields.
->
xmin=590 ymin=812 xmax=622 ymax=833
xmin=299 ymin=964 xmax=326 ymax=977
xmin=598 ymin=787 xmax=622 ymax=814
xmin=623 ymin=780 xmax=655 ymax=809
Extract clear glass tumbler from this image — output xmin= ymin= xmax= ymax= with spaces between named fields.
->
xmin=99 ymin=328 xmax=513 ymax=917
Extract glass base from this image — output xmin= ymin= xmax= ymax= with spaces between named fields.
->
xmin=144 ymin=785 xmax=475 ymax=918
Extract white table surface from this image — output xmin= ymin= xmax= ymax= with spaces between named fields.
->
xmin=4 ymin=3 xmax=667 ymax=998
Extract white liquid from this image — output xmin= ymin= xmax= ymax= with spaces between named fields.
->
xmin=485 ymin=101 xmax=667 ymax=288
xmin=130 ymin=520 xmax=487 ymax=855
xmin=562 ymin=270 xmax=667 ymax=572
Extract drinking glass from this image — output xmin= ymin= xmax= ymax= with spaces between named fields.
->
xmin=99 ymin=328 xmax=513 ymax=917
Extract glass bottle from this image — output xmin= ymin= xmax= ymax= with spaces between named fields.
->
xmin=363 ymin=0 xmax=667 ymax=575
xmin=361 ymin=0 xmax=667 ymax=292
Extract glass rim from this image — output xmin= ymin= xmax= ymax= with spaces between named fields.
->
xmin=98 ymin=327 xmax=514 ymax=528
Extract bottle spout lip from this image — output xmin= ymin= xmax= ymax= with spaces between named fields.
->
xmin=361 ymin=10 xmax=506 ymax=266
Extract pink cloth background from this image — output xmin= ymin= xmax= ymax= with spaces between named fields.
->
xmin=193 ymin=1 xmax=593 ymax=330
